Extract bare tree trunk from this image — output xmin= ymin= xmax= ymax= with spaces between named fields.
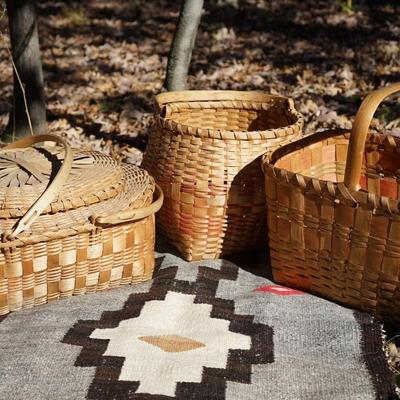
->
xmin=4 ymin=0 xmax=46 ymax=142
xmin=165 ymin=0 xmax=204 ymax=91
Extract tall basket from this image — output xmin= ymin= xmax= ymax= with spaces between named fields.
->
xmin=262 ymin=83 xmax=400 ymax=326
xmin=142 ymin=91 xmax=303 ymax=261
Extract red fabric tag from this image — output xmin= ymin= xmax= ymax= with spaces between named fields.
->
xmin=255 ymin=285 xmax=304 ymax=296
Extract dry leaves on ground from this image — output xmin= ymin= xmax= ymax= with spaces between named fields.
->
xmin=0 ymin=0 xmax=399 ymax=162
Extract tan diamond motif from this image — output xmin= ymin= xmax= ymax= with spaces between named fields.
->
xmin=138 ymin=334 xmax=206 ymax=353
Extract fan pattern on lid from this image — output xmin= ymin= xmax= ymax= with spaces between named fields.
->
xmin=0 ymin=148 xmax=93 ymax=187
xmin=0 ymin=146 xmax=128 ymax=217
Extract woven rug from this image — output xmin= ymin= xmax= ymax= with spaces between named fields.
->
xmin=0 ymin=247 xmax=398 ymax=400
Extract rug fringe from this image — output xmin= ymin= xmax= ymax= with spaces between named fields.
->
xmin=380 ymin=322 xmax=400 ymax=399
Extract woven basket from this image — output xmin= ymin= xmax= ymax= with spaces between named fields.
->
xmin=0 ymin=134 xmax=163 ymax=315
xmin=262 ymin=83 xmax=400 ymax=325
xmin=142 ymin=90 xmax=303 ymax=261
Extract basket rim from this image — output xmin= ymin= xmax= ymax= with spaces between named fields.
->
xmin=155 ymin=90 xmax=304 ymax=141
xmin=156 ymin=90 xmax=290 ymax=105
xmin=262 ymin=129 xmax=400 ymax=214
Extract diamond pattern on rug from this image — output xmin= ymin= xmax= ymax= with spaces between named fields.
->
xmin=89 ymin=292 xmax=251 ymax=396
xmin=62 ymin=264 xmax=274 ymax=399
xmin=138 ymin=335 xmax=205 ymax=353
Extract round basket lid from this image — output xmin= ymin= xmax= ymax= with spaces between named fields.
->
xmin=0 ymin=145 xmax=127 ymax=217
xmin=0 ymin=163 xmax=158 ymax=247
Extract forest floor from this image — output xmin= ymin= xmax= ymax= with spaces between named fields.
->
xmin=0 ymin=0 xmax=400 ymax=165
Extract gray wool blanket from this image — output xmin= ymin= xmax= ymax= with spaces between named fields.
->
xmin=0 ymin=246 xmax=397 ymax=400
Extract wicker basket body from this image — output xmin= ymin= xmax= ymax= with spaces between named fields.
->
xmin=262 ymin=84 xmax=400 ymax=325
xmin=142 ymin=91 xmax=303 ymax=261
xmin=0 ymin=135 xmax=163 ymax=315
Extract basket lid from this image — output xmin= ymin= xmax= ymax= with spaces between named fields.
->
xmin=0 ymin=164 xmax=161 ymax=248
xmin=0 ymin=134 xmax=161 ymax=246
xmin=0 ymin=140 xmax=147 ymax=218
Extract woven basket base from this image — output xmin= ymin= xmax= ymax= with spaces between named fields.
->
xmin=0 ymin=215 xmax=156 ymax=315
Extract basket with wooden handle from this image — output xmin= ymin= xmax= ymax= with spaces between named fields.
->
xmin=0 ymin=134 xmax=163 ymax=315
xmin=142 ymin=90 xmax=303 ymax=261
xmin=262 ymin=83 xmax=400 ymax=325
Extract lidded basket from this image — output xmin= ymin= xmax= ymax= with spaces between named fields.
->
xmin=0 ymin=134 xmax=163 ymax=315
xmin=142 ymin=90 xmax=303 ymax=261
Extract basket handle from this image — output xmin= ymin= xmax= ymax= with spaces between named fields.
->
xmin=344 ymin=83 xmax=400 ymax=190
xmin=91 ymin=183 xmax=164 ymax=225
xmin=3 ymin=134 xmax=73 ymax=239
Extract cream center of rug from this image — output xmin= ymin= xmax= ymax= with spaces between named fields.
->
xmin=90 ymin=291 xmax=251 ymax=396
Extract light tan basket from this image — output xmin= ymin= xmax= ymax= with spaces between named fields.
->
xmin=142 ymin=90 xmax=303 ymax=261
xmin=262 ymin=83 xmax=400 ymax=326
xmin=0 ymin=134 xmax=163 ymax=315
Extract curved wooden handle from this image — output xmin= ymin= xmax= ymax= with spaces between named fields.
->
xmin=92 ymin=183 xmax=164 ymax=225
xmin=344 ymin=83 xmax=400 ymax=190
xmin=4 ymin=134 xmax=73 ymax=239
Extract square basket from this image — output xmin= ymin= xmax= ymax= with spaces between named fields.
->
xmin=142 ymin=90 xmax=303 ymax=261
